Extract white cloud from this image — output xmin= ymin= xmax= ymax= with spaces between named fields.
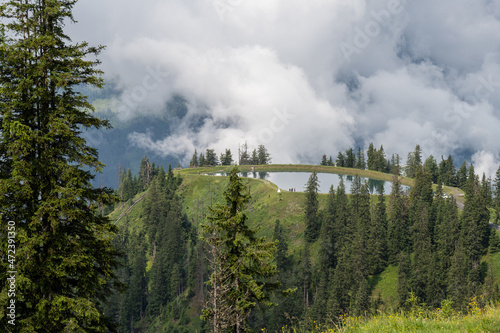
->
xmin=472 ymin=151 xmax=500 ymax=179
xmin=67 ymin=0 xmax=500 ymax=165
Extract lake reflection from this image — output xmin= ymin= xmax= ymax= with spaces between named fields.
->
xmin=207 ymin=172 xmax=408 ymax=195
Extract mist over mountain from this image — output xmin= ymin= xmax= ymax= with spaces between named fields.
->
xmin=71 ymin=0 xmax=500 ymax=186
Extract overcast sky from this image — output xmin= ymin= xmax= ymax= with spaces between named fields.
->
xmin=68 ymin=0 xmax=500 ymax=176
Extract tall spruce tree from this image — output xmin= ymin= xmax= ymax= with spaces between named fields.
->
xmin=344 ymin=148 xmax=355 ymax=168
xmin=0 ymin=1 xmax=121 ymax=331
xmin=387 ymin=174 xmax=409 ymax=263
xmin=201 ymin=167 xmax=281 ymax=332
xmin=424 ymin=155 xmax=439 ymax=183
xmin=355 ymin=147 xmax=366 ymax=170
xmin=368 ymin=188 xmax=388 ymax=275
xmin=257 ymin=145 xmax=271 ymax=165
xmin=334 ymin=178 xmax=350 ymax=252
xmin=336 ymin=151 xmax=345 ymax=167
xmin=304 ymin=171 xmax=320 ymax=243
xmin=457 ymin=161 xmax=468 ymax=189
xmin=461 ymin=166 xmax=490 ymax=269
xmin=348 ymin=179 xmax=372 ymax=315
xmin=314 ymin=186 xmax=336 ymax=319
xmin=190 ymin=149 xmax=199 ymax=167
xmin=367 ymin=142 xmax=376 ymax=171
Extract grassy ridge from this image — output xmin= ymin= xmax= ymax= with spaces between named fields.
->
xmin=178 ymin=164 xmax=414 ymax=187
xmin=177 ymin=173 xmax=328 ymax=262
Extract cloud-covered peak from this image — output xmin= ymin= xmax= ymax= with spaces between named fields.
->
xmin=69 ymin=0 xmax=500 ymax=171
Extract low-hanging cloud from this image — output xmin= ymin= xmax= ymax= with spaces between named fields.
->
xmin=68 ymin=0 xmax=500 ymax=168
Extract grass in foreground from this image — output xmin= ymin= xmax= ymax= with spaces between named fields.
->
xmin=274 ymin=299 xmax=500 ymax=333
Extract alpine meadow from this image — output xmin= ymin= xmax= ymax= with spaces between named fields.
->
xmin=2 ymin=1 xmax=500 ymax=333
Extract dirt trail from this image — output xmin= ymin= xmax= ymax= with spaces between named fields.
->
xmin=115 ymin=193 xmax=147 ymax=223
xmin=446 ymin=187 xmax=465 ymax=211
xmin=445 ymin=187 xmax=500 ymax=231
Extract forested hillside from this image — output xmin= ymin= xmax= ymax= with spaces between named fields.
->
xmin=104 ymin=155 xmax=500 ymax=332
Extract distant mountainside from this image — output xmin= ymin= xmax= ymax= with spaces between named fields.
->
xmin=80 ymin=83 xmax=190 ymax=188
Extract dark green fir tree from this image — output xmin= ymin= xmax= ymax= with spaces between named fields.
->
xmin=304 ymin=171 xmax=320 ymax=243
xmin=0 ymin=1 xmax=121 ymax=331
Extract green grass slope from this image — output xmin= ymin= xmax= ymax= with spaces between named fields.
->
xmin=108 ymin=165 xmax=497 ymax=330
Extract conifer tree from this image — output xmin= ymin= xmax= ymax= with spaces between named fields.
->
xmin=367 ymin=142 xmax=376 ymax=171
xmin=387 ymin=174 xmax=409 ymax=263
xmin=329 ymin=249 xmax=352 ymax=316
xmin=201 ymin=167 xmax=280 ymax=332
xmin=319 ymin=186 xmax=337 ymax=272
xmin=461 ymin=166 xmax=490 ymax=269
xmin=391 ymin=153 xmax=402 ymax=175
xmin=377 ymin=145 xmax=387 ymax=172
xmin=314 ymin=186 xmax=336 ymax=318
xmin=424 ymin=155 xmax=439 ymax=183
xmin=410 ymin=203 xmax=434 ymax=303
xmin=396 ymin=252 xmax=412 ymax=310
xmin=220 ymin=149 xmax=233 ymax=166
xmin=494 ymin=165 xmax=500 ymax=212
xmin=257 ymin=145 xmax=271 ymax=165
xmin=355 ymin=147 xmax=366 ymax=170
xmin=480 ymin=173 xmax=493 ymax=207
xmin=447 ymin=243 xmax=470 ymax=310
xmin=334 ymin=178 xmax=350 ymax=252
xmin=0 ymin=1 xmax=121 ymax=331
xmin=490 ymin=231 xmax=500 ymax=254
xmin=250 ymin=149 xmax=258 ymax=165
xmin=125 ymin=232 xmax=148 ymax=328
xmin=304 ymin=171 xmax=320 ymax=242
xmin=139 ymin=156 xmax=152 ymax=189
xmin=199 ymin=152 xmax=206 ymax=167
xmin=368 ymin=188 xmax=388 ymax=275
xmin=190 ymin=149 xmax=199 ymax=167
xmin=405 ymin=145 xmax=422 ymax=178
xmin=239 ymin=142 xmax=250 ymax=165
xmin=273 ymin=220 xmax=289 ymax=273
xmin=348 ymin=179 xmax=371 ymax=313
xmin=345 ymin=148 xmax=355 ymax=168
xmin=434 ymin=196 xmax=460 ymax=293
xmin=457 ymin=161 xmax=468 ymax=189
xmin=206 ymin=149 xmax=219 ymax=166
xmin=336 ymin=151 xmax=345 ymax=167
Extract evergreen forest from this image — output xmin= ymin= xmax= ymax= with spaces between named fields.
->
xmin=103 ymin=145 xmax=500 ymax=332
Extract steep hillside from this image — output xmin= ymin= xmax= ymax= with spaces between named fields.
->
xmin=107 ymin=165 xmax=499 ymax=332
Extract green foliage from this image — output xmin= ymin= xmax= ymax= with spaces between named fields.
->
xmin=368 ymin=189 xmax=388 ymax=275
xmin=201 ymin=167 xmax=282 ymax=332
xmin=345 ymin=148 xmax=356 ymax=168
xmin=424 ymin=155 xmax=439 ymax=183
xmin=336 ymin=151 xmax=345 ymax=167
xmin=405 ymin=144 xmax=422 ymax=178
xmin=190 ymin=149 xmax=199 ymax=167
xmin=304 ymin=171 xmax=320 ymax=243
xmin=457 ymin=161 xmax=468 ymax=189
xmin=387 ymin=175 xmax=409 ymax=263
xmin=491 ymin=231 xmax=500 ymax=254
xmin=220 ymin=149 xmax=233 ymax=166
xmin=0 ymin=1 xmax=122 ymax=331
xmin=205 ymin=149 xmax=219 ymax=166
xmin=105 ymin=160 xmax=500 ymax=331
xmin=438 ymin=155 xmax=457 ymax=187
xmin=355 ymin=147 xmax=366 ymax=170
xmin=257 ymin=145 xmax=272 ymax=165
xmin=494 ymin=166 xmax=500 ymax=211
